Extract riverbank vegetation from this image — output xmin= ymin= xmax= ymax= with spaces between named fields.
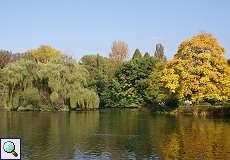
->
xmin=1 ymin=33 xmax=230 ymax=112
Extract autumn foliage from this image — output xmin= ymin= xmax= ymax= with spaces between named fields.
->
xmin=1 ymin=34 xmax=230 ymax=111
xmin=162 ymin=33 xmax=230 ymax=103
xmin=24 ymin=45 xmax=63 ymax=63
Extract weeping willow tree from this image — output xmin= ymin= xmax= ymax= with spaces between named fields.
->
xmin=38 ymin=60 xmax=99 ymax=110
xmin=0 ymin=60 xmax=39 ymax=110
xmin=0 ymin=59 xmax=99 ymax=111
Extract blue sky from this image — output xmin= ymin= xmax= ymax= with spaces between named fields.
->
xmin=1 ymin=0 xmax=230 ymax=60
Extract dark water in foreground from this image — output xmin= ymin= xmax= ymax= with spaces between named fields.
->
xmin=0 ymin=110 xmax=230 ymax=160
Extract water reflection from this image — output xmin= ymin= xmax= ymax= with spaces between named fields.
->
xmin=0 ymin=110 xmax=230 ymax=159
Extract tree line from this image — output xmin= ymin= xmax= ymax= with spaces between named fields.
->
xmin=0 ymin=33 xmax=230 ymax=111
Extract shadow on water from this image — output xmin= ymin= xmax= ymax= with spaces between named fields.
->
xmin=0 ymin=110 xmax=230 ymax=159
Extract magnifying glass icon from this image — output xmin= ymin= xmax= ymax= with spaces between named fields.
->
xmin=3 ymin=141 xmax=18 ymax=157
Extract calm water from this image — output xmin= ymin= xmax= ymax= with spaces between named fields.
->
xmin=0 ymin=110 xmax=230 ymax=160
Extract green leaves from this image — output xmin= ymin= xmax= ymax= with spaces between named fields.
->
xmin=50 ymin=91 xmax=59 ymax=103
xmin=147 ymin=60 xmax=174 ymax=105
xmin=0 ymin=59 xmax=99 ymax=111
xmin=132 ymin=49 xmax=142 ymax=60
xmin=103 ymin=56 xmax=156 ymax=108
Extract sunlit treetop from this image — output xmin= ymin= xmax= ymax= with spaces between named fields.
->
xmin=162 ymin=33 xmax=230 ymax=103
xmin=175 ymin=33 xmax=225 ymax=59
xmin=24 ymin=45 xmax=63 ymax=63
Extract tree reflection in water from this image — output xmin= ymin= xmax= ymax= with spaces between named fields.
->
xmin=0 ymin=110 xmax=230 ymax=160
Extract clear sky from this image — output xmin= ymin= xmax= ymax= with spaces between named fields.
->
xmin=1 ymin=0 xmax=230 ymax=60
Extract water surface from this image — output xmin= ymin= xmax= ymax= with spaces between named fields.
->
xmin=0 ymin=110 xmax=230 ymax=159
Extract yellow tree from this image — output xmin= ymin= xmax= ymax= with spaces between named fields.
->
xmin=162 ymin=33 xmax=230 ymax=103
xmin=24 ymin=45 xmax=62 ymax=63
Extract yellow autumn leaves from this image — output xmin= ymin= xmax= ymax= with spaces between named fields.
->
xmin=161 ymin=33 xmax=230 ymax=103
xmin=24 ymin=45 xmax=63 ymax=63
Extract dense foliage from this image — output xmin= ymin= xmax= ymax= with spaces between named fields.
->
xmin=1 ymin=33 xmax=230 ymax=111
xmin=79 ymin=54 xmax=112 ymax=107
xmin=24 ymin=45 xmax=63 ymax=63
xmin=162 ymin=33 xmax=230 ymax=104
xmin=0 ymin=46 xmax=99 ymax=111
xmin=102 ymin=56 xmax=157 ymax=108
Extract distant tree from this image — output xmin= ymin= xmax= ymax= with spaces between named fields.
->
xmin=144 ymin=52 xmax=150 ymax=58
xmin=132 ymin=49 xmax=142 ymax=59
xmin=0 ymin=50 xmax=11 ymax=68
xmin=10 ymin=53 xmax=22 ymax=62
xmin=162 ymin=33 xmax=230 ymax=104
xmin=24 ymin=45 xmax=62 ymax=63
xmin=154 ymin=43 xmax=166 ymax=60
xmin=109 ymin=41 xmax=129 ymax=61
xmin=109 ymin=41 xmax=129 ymax=78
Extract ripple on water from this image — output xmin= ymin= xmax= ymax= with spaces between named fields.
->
xmin=1 ymin=111 xmax=230 ymax=160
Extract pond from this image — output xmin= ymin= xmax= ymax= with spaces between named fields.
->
xmin=0 ymin=110 xmax=230 ymax=160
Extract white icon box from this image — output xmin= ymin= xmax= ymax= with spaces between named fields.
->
xmin=0 ymin=138 xmax=21 ymax=160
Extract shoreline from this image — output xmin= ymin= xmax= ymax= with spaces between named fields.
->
xmin=0 ymin=107 xmax=142 ymax=112
xmin=1 ymin=105 xmax=230 ymax=118
xmin=154 ymin=106 xmax=230 ymax=117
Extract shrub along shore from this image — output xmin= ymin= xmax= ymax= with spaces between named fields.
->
xmin=173 ymin=106 xmax=230 ymax=117
xmin=149 ymin=104 xmax=230 ymax=117
xmin=1 ymin=33 xmax=230 ymax=115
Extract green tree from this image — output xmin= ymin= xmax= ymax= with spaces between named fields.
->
xmin=147 ymin=59 xmax=178 ymax=107
xmin=0 ymin=59 xmax=99 ymax=111
xmin=80 ymin=54 xmax=111 ymax=80
xmin=1 ymin=60 xmax=38 ymax=110
xmin=37 ymin=60 xmax=99 ymax=110
xmin=132 ymin=49 xmax=142 ymax=59
xmin=148 ymin=60 xmax=167 ymax=103
xmin=80 ymin=54 xmax=112 ymax=107
xmin=103 ymin=56 xmax=157 ymax=108
xmin=144 ymin=52 xmax=150 ymax=58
